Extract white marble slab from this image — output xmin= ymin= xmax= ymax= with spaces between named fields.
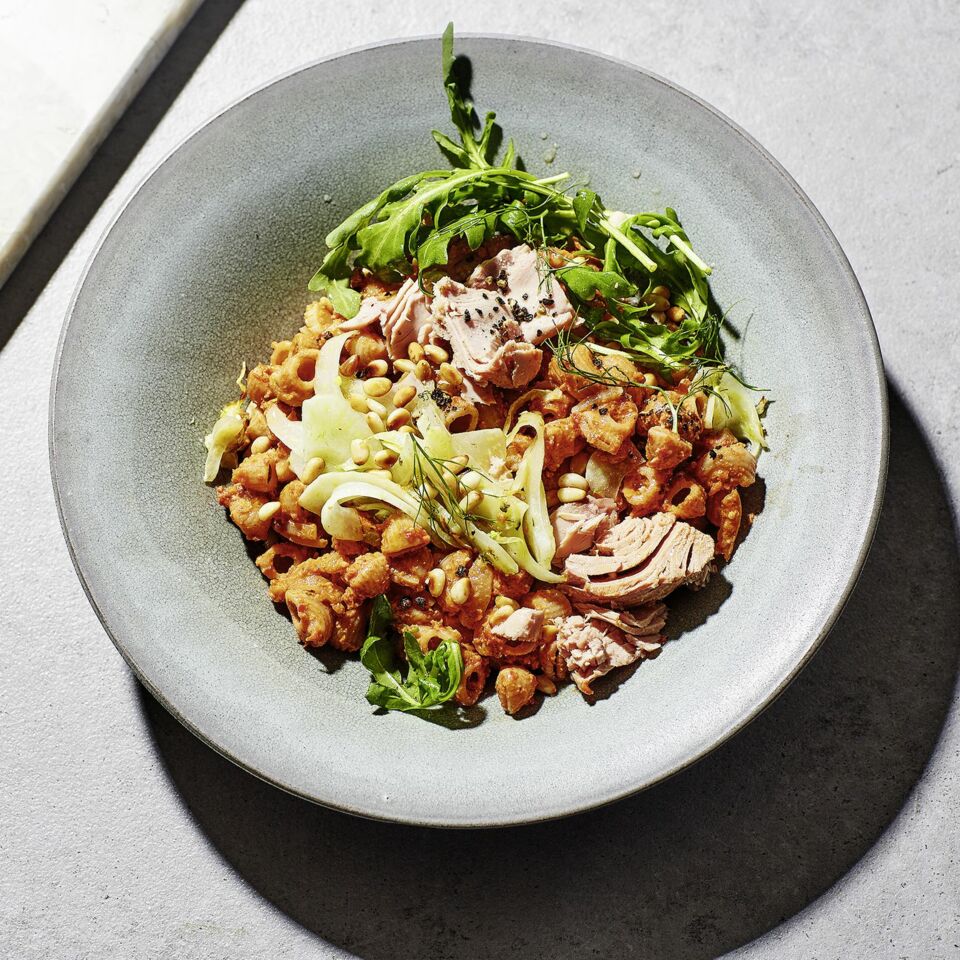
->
xmin=0 ymin=0 xmax=203 ymax=287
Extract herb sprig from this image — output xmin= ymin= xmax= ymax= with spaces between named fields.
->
xmin=408 ymin=435 xmax=487 ymax=544
xmin=359 ymin=595 xmax=463 ymax=712
xmin=550 ymin=328 xmax=717 ymax=433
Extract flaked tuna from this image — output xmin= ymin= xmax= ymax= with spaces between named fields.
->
xmin=550 ymin=497 xmax=618 ymax=562
xmin=557 ymin=602 xmax=667 ymax=694
xmin=431 ymin=244 xmax=576 ymax=393
xmin=432 ymin=275 xmax=543 ymax=389
xmin=339 ymin=278 xmax=435 ymax=359
xmin=490 ymin=606 xmax=544 ymax=656
xmin=467 ymin=244 xmax=576 ymax=344
xmin=563 ymin=512 xmax=715 ymax=607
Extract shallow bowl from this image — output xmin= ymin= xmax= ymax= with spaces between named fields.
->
xmin=51 ymin=35 xmax=887 ymax=827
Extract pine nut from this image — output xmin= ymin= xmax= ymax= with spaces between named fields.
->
xmin=351 ymin=438 xmax=369 ymax=465
xmin=667 ymin=305 xmax=685 ymax=323
xmin=369 ymin=469 xmax=393 ymax=479
xmin=407 ymin=342 xmax=425 ymax=362
xmin=258 ymin=500 xmax=281 ymax=522
xmin=250 ymin=435 xmax=271 ymax=455
xmin=447 ymin=454 xmax=469 ymax=474
xmin=365 ymin=412 xmax=385 ymax=433
xmin=651 ymin=284 xmax=671 ymax=300
xmin=366 ymin=398 xmax=388 ymax=418
xmin=438 ymin=362 xmax=462 ymax=384
xmin=558 ymin=472 xmax=588 ymax=491
xmin=449 ymin=576 xmax=471 ymax=605
xmin=392 ymin=385 xmax=417 ymax=408
xmin=494 ymin=594 xmax=518 ymax=610
xmin=650 ymin=311 xmax=667 ymax=324
xmin=386 ymin=407 xmax=411 ymax=430
xmin=365 ymin=359 xmax=389 ymax=377
xmin=424 ymin=344 xmax=449 ymax=365
xmin=426 ymin=568 xmax=446 ymax=597
xmin=339 ymin=355 xmax=361 ymax=377
xmin=300 ymin=456 xmax=325 ymax=485
xmin=393 ymin=358 xmax=416 ymax=374
xmin=459 ymin=470 xmax=483 ymax=491
xmin=558 ymin=486 xmax=587 ymax=503
xmin=439 ymin=468 xmax=461 ymax=494
xmin=459 ymin=490 xmax=483 ymax=513
xmin=373 ymin=449 xmax=397 ymax=468
xmin=414 ymin=359 xmax=433 ymax=382
xmin=349 ymin=394 xmax=369 ymax=413
xmin=398 ymin=424 xmax=417 ymax=435
xmin=363 ymin=377 xmax=392 ymax=398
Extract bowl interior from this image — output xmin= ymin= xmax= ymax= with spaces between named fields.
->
xmin=52 ymin=36 xmax=885 ymax=826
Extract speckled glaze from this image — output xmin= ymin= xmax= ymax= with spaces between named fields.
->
xmin=50 ymin=36 xmax=886 ymax=827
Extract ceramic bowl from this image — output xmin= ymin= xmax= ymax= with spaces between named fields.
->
xmin=50 ymin=35 xmax=887 ymax=827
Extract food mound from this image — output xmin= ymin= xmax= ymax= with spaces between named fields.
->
xmin=203 ymin=27 xmax=766 ymax=719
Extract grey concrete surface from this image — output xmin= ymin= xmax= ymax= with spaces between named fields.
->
xmin=1 ymin=1 xmax=958 ymax=957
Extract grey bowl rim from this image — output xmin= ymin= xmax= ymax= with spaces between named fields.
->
xmin=49 ymin=31 xmax=890 ymax=829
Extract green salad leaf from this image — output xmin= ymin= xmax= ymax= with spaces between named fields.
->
xmin=306 ymin=22 xmax=745 ymax=381
xmin=359 ymin=595 xmax=463 ymax=712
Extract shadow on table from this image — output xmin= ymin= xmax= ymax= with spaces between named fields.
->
xmin=140 ymin=385 xmax=959 ymax=960
xmin=0 ymin=0 xmax=245 ymax=351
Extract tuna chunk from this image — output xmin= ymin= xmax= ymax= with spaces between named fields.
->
xmin=432 ymin=276 xmax=543 ymax=390
xmin=565 ymin=513 xmax=677 ymax=580
xmin=431 ymin=244 xmax=575 ymax=393
xmin=490 ymin=606 xmax=544 ymax=655
xmin=339 ymin=278 xmax=434 ymax=359
xmin=563 ymin=512 xmax=715 ymax=608
xmin=557 ymin=602 xmax=667 ymax=694
xmin=550 ymin=497 xmax=618 ymax=562
xmin=574 ymin=603 xmax=667 ymax=639
xmin=467 ymin=244 xmax=576 ymax=344
xmin=381 ymin=278 xmax=435 ymax=358
xmin=338 ymin=296 xmax=385 ymax=331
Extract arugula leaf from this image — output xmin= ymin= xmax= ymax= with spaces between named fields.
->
xmin=556 ymin=265 xmax=636 ymax=301
xmin=355 ymin=168 xmax=490 ymax=271
xmin=432 ymin=22 xmax=513 ymax=171
xmin=307 ymin=245 xmax=361 ymax=316
xmin=306 ymin=23 xmax=729 ymax=379
xmin=572 ymin=189 xmax=596 ymax=233
xmin=359 ymin=595 xmax=463 ymax=713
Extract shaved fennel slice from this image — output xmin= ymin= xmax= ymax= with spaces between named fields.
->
xmin=508 ymin=412 xmax=557 ymax=572
xmin=301 ymin=332 xmax=372 ymax=466
xmin=451 ymin=429 xmax=507 ymax=473
xmin=463 ymin=521 xmax=520 ymax=576
xmin=414 ymin=395 xmax=507 ymax=474
xmin=265 ymin=404 xmax=304 ymax=450
xmin=203 ymin=401 xmax=244 ymax=482
xmin=299 ymin=471 xmax=421 ymax=540
xmin=696 ymin=367 xmax=767 ymax=456
xmin=471 ymin=492 xmax=563 ymax=583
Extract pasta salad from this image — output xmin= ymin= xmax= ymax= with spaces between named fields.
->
xmin=204 ymin=26 xmax=766 ymax=718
